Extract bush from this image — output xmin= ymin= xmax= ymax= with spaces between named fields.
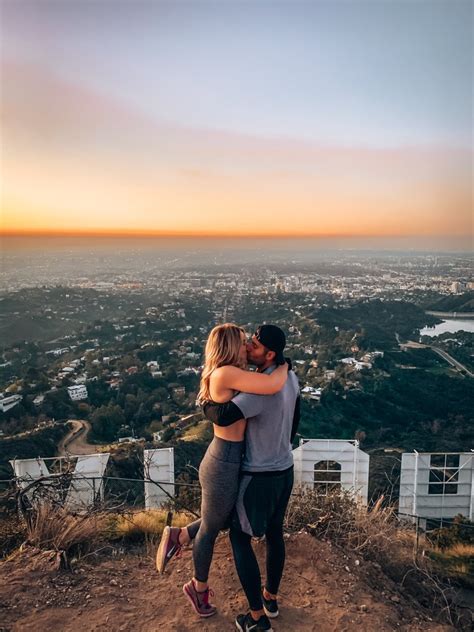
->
xmin=24 ymin=501 xmax=108 ymax=558
xmin=427 ymin=515 xmax=474 ymax=550
xmin=285 ymin=486 xmax=405 ymax=558
xmin=428 ymin=543 xmax=474 ymax=589
xmin=284 ymin=486 xmax=469 ymax=626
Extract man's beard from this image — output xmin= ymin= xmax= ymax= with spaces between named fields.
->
xmin=247 ymin=354 xmax=263 ymax=367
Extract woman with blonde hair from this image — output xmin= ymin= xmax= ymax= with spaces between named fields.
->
xmin=156 ymin=323 xmax=288 ymax=617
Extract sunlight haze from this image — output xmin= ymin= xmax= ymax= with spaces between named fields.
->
xmin=1 ymin=0 xmax=472 ymax=246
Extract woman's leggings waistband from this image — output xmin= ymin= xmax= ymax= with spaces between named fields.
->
xmin=208 ymin=436 xmax=244 ymax=463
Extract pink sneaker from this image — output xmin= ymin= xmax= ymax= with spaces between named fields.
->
xmin=182 ymin=579 xmax=217 ymax=617
xmin=156 ymin=526 xmax=182 ymax=573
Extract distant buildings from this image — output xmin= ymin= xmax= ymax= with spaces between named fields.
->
xmin=172 ymin=385 xmax=186 ymax=398
xmin=67 ymin=384 xmax=88 ymax=401
xmin=301 ymin=386 xmax=322 ymax=401
xmin=0 ymin=393 xmax=22 ymax=413
xmin=340 ymin=357 xmax=372 ymax=371
xmin=147 ymin=361 xmax=163 ymax=378
xmin=33 ymin=394 xmax=45 ymax=407
xmin=46 ymin=347 xmax=70 ymax=357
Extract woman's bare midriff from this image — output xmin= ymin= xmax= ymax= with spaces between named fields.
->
xmin=213 ymin=418 xmax=246 ymax=442
xmin=208 ymin=381 xmax=246 ymax=441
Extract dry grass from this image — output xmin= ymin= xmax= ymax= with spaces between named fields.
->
xmin=14 ymin=499 xmax=194 ymax=564
xmin=284 ymin=486 xmax=460 ymax=622
xmin=285 ymin=486 xmax=474 ymax=626
xmin=25 ymin=501 xmax=108 ymax=556
xmin=428 ymin=542 xmax=474 ymax=588
xmin=285 ymin=486 xmax=409 ymax=559
xmin=105 ymin=509 xmax=193 ymax=549
xmin=436 ymin=543 xmax=474 ymax=557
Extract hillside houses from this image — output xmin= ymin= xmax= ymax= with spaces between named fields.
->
xmin=340 ymin=357 xmax=373 ymax=371
xmin=67 ymin=385 xmax=88 ymax=401
xmin=301 ymin=386 xmax=322 ymax=401
xmin=0 ymin=393 xmax=22 ymax=413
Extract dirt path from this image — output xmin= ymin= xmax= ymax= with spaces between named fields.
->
xmin=0 ymin=533 xmax=455 ymax=632
xmin=58 ymin=420 xmax=97 ymax=456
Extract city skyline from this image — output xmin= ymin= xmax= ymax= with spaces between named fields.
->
xmin=1 ymin=0 xmax=472 ymax=243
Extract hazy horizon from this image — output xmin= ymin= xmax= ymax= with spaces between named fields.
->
xmin=1 ymin=233 xmax=472 ymax=254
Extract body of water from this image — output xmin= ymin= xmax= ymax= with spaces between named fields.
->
xmin=420 ymin=319 xmax=474 ymax=337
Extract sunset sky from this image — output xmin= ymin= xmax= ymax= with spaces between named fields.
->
xmin=1 ymin=0 xmax=472 ymax=243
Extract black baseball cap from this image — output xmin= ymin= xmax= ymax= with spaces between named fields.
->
xmin=254 ymin=324 xmax=286 ymax=365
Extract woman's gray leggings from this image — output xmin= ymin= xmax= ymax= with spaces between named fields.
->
xmin=186 ymin=436 xmax=244 ymax=583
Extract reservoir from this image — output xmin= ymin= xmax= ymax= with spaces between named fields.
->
xmin=420 ymin=319 xmax=474 ymax=337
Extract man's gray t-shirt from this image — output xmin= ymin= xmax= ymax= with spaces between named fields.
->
xmin=232 ymin=368 xmax=300 ymax=473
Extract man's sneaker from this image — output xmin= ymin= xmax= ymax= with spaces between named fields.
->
xmin=235 ymin=612 xmax=273 ymax=632
xmin=182 ymin=579 xmax=217 ymax=618
xmin=156 ymin=526 xmax=182 ymax=573
xmin=262 ymin=589 xmax=279 ymax=618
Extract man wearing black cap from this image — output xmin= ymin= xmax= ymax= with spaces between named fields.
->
xmin=204 ymin=324 xmax=300 ymax=632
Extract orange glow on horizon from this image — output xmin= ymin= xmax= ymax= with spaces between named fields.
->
xmin=2 ymin=60 xmax=471 ymax=243
xmin=0 ymin=227 xmax=469 ymax=239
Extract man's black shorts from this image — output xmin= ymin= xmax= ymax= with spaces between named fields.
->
xmin=231 ymin=466 xmax=294 ymax=537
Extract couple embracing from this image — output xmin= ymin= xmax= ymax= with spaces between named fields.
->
xmin=156 ymin=323 xmax=300 ymax=632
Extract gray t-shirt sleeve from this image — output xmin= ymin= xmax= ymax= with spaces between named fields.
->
xmin=231 ymin=391 xmax=265 ymax=419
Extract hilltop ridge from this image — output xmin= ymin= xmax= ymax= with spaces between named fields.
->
xmin=1 ymin=532 xmax=455 ymax=632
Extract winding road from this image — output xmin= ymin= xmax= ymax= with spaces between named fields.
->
xmin=58 ymin=419 xmax=97 ymax=456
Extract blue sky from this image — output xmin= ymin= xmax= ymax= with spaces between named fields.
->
xmin=4 ymin=0 xmax=472 ymax=146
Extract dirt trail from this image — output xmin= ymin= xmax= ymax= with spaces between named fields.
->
xmin=58 ymin=420 xmax=97 ymax=456
xmin=0 ymin=533 xmax=455 ymax=632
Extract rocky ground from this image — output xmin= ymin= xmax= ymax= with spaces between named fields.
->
xmin=0 ymin=532 xmax=458 ymax=632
